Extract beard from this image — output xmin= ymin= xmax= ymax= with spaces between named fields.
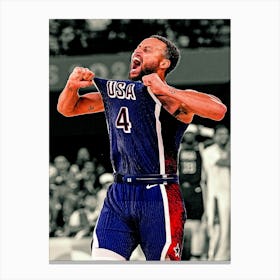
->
xmin=128 ymin=64 xmax=158 ymax=81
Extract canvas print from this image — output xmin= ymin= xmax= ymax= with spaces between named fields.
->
xmin=49 ymin=19 xmax=230 ymax=262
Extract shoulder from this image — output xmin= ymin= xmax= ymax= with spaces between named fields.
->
xmin=202 ymin=143 xmax=218 ymax=155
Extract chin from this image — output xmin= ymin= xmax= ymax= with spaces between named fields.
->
xmin=129 ymin=73 xmax=141 ymax=81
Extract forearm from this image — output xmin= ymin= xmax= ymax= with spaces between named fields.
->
xmin=165 ymin=86 xmax=227 ymax=121
xmin=142 ymin=73 xmax=227 ymax=121
xmin=57 ymin=83 xmax=80 ymax=116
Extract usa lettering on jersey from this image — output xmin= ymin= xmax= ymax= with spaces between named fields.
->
xmin=106 ymin=81 xmax=136 ymax=100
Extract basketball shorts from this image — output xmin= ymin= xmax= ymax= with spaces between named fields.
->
xmin=92 ymin=182 xmax=186 ymax=260
xmin=183 ymin=184 xmax=204 ymax=220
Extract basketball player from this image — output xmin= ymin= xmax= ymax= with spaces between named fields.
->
xmin=57 ymin=35 xmax=227 ymax=261
xmin=178 ymin=130 xmax=206 ymax=260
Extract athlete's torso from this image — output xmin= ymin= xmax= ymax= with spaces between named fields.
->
xmin=94 ymin=77 xmax=188 ymax=175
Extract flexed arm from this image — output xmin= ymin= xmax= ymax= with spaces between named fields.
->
xmin=142 ymin=73 xmax=227 ymax=123
xmin=57 ymin=67 xmax=104 ymax=117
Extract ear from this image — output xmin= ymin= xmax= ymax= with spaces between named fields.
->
xmin=160 ymin=58 xmax=171 ymax=70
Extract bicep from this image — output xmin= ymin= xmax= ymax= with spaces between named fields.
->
xmin=75 ymin=92 xmax=104 ymax=115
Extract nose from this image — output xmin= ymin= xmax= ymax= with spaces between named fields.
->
xmin=133 ymin=46 xmax=143 ymax=56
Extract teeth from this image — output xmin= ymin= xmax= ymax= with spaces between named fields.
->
xmin=133 ymin=57 xmax=141 ymax=64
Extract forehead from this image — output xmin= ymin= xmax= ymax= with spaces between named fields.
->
xmin=137 ymin=38 xmax=167 ymax=50
xmin=55 ymin=156 xmax=67 ymax=163
xmin=215 ymin=128 xmax=229 ymax=135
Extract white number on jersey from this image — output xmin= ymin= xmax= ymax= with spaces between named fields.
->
xmin=115 ymin=107 xmax=132 ymax=133
xmin=182 ymin=161 xmax=197 ymax=174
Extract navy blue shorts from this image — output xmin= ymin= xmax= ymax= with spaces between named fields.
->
xmin=92 ymin=182 xmax=186 ymax=260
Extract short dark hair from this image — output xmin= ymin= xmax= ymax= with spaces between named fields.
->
xmin=150 ymin=35 xmax=180 ymax=76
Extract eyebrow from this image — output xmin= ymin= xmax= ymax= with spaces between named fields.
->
xmin=136 ymin=44 xmax=164 ymax=51
xmin=137 ymin=44 xmax=151 ymax=48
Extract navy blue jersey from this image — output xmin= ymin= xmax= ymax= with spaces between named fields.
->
xmin=179 ymin=145 xmax=202 ymax=186
xmin=93 ymin=77 xmax=188 ymax=175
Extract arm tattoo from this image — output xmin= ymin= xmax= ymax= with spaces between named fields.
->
xmin=169 ymin=86 xmax=176 ymax=95
xmin=173 ymin=108 xmax=181 ymax=117
xmin=88 ymin=105 xmax=94 ymax=111
xmin=173 ymin=104 xmax=188 ymax=118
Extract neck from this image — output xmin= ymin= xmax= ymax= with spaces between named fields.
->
xmin=217 ymin=143 xmax=227 ymax=150
xmin=157 ymin=70 xmax=166 ymax=82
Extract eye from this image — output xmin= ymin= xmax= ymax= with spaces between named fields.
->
xmin=143 ymin=47 xmax=151 ymax=53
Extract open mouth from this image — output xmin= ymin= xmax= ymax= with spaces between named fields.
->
xmin=130 ymin=56 xmax=142 ymax=72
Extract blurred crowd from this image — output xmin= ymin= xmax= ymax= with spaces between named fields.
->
xmin=178 ymin=124 xmax=230 ymax=261
xmin=49 ymin=124 xmax=230 ymax=261
xmin=49 ymin=19 xmax=230 ymax=56
xmin=49 ymin=147 xmax=114 ymax=239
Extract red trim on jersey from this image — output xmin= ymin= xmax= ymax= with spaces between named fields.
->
xmin=165 ymin=183 xmax=186 ymax=260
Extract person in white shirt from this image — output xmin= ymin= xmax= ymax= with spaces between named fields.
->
xmin=202 ymin=124 xmax=230 ymax=261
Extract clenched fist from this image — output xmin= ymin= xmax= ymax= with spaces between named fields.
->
xmin=67 ymin=67 xmax=95 ymax=90
xmin=142 ymin=73 xmax=169 ymax=96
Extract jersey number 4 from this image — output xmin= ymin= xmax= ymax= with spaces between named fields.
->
xmin=115 ymin=107 xmax=132 ymax=133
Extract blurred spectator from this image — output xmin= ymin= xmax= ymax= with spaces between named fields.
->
xmin=68 ymin=195 xmax=99 ymax=239
xmin=49 ymin=19 xmax=61 ymax=56
xmin=68 ymin=163 xmax=83 ymax=185
xmin=80 ymin=160 xmax=97 ymax=195
xmin=93 ymin=162 xmax=107 ymax=190
xmin=53 ymin=155 xmax=70 ymax=184
xmin=49 ymin=180 xmax=72 ymax=236
xmin=59 ymin=193 xmax=81 ymax=236
xmin=56 ymin=20 xmax=90 ymax=56
xmin=49 ymin=35 xmax=60 ymax=56
xmin=201 ymin=124 xmax=230 ymax=261
xmin=96 ymin=172 xmax=114 ymax=212
xmin=75 ymin=147 xmax=91 ymax=170
xmin=49 ymin=149 xmax=114 ymax=238
xmin=49 ymin=191 xmax=61 ymax=237
xmin=96 ymin=162 xmax=106 ymax=175
xmin=178 ymin=126 xmax=207 ymax=260
xmin=49 ymin=19 xmax=230 ymax=56
xmin=49 ymin=162 xmax=58 ymax=185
